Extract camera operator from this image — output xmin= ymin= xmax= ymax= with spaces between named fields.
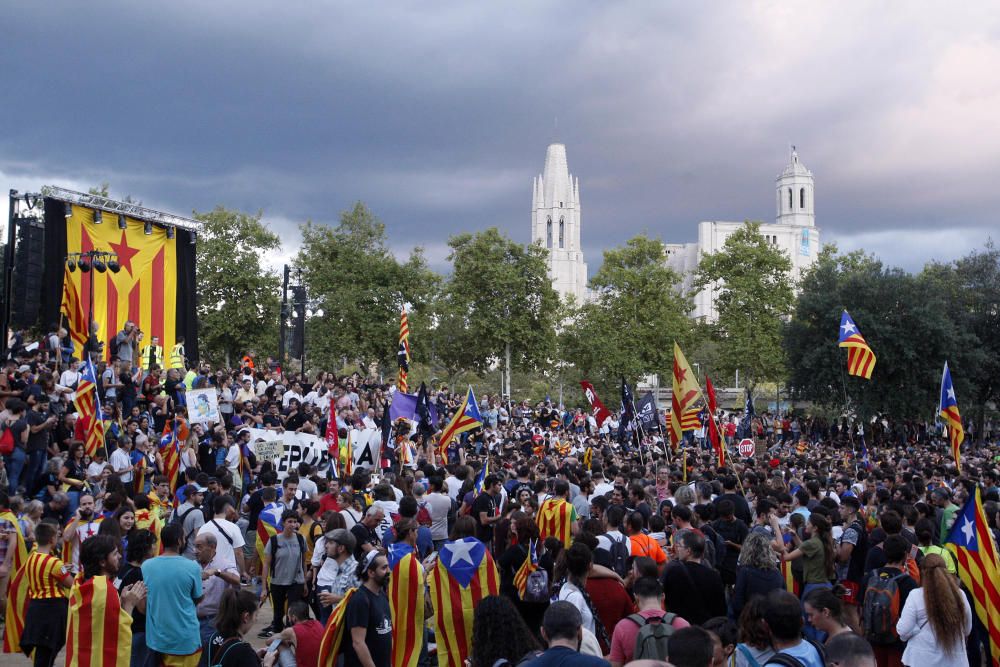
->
xmin=25 ymin=394 xmax=58 ymax=495
xmin=112 ymin=321 xmax=139 ymax=367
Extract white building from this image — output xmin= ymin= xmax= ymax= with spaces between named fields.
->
xmin=531 ymin=143 xmax=588 ymax=303
xmin=665 ymin=148 xmax=820 ymax=321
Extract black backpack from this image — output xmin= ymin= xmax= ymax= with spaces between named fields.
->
xmin=608 ymin=534 xmax=630 ymax=577
xmin=268 ymin=532 xmax=307 ymax=578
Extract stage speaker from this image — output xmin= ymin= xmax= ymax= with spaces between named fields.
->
xmin=10 ymin=215 xmax=46 ymax=331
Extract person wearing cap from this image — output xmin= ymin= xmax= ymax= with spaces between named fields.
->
xmin=312 ymin=528 xmax=360 ymax=624
xmin=176 ymin=483 xmax=207 ymax=559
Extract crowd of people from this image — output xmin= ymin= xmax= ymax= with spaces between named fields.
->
xmin=0 ymin=321 xmax=997 ymax=667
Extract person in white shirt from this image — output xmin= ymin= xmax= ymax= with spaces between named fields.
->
xmin=197 ymin=495 xmax=247 ymax=577
xmin=59 ymin=359 xmax=81 ymax=399
xmin=109 ymin=438 xmax=135 ymax=484
xmin=281 ymin=382 xmax=304 ymax=409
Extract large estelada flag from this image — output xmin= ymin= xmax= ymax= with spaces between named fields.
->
xmin=437 ymin=386 xmax=483 ymax=464
xmin=945 ymin=488 xmax=1000 ymax=662
xmin=388 ymin=542 xmax=425 ymax=667
xmin=1 ymin=510 xmax=29 ymax=653
xmin=42 ymin=199 xmax=198 ymax=364
xmin=669 ymin=342 xmax=703 ymax=448
xmin=939 ymin=361 xmax=965 ymax=475
xmin=428 ymin=537 xmax=500 ymax=667
xmin=838 ymin=310 xmax=876 ymax=379
xmin=65 ymin=575 xmax=133 ymax=667
xmin=537 ymin=496 xmax=577 ymax=547
xmin=61 ymin=264 xmax=88 ymax=351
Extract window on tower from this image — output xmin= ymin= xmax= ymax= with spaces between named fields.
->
xmin=800 ymin=188 xmax=806 ymax=209
xmin=788 ymin=188 xmax=793 ymax=210
xmin=559 ymin=218 xmax=565 ymax=249
xmin=546 ymin=218 xmax=552 ymax=248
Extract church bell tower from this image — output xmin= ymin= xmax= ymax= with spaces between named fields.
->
xmin=531 ymin=143 xmax=588 ymax=303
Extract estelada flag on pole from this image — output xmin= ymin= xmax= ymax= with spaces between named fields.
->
xmin=939 ymin=361 xmax=965 ymax=475
xmin=838 ymin=310 xmax=876 ymax=379
xmin=325 ymin=396 xmax=339 ymax=478
xmin=669 ymin=342 xmax=703 ymax=449
xmin=438 ymin=387 xmax=484 ymax=463
xmin=158 ymin=421 xmax=180 ymax=497
xmin=75 ymin=358 xmax=105 ymax=458
xmin=61 ymin=264 xmax=89 ymax=351
xmin=318 ymin=588 xmax=357 ymax=667
xmin=945 ymin=488 xmax=1000 ymax=662
xmin=65 ymin=575 xmax=133 ymax=667
xmin=429 ymin=538 xmax=500 ymax=667
xmin=1 ymin=509 xmax=29 ymax=653
xmin=513 ymin=538 xmax=540 ymax=600
xmin=388 ymin=543 xmax=425 ymax=667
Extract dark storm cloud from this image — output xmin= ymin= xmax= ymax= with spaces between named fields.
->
xmin=2 ymin=2 xmax=998 ymax=273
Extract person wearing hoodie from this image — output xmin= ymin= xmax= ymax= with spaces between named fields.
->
xmin=732 ymin=531 xmax=785 ymax=619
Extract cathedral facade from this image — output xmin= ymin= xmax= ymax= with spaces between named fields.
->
xmin=665 ymin=149 xmax=821 ymax=321
xmin=531 ymin=143 xmax=588 ymax=303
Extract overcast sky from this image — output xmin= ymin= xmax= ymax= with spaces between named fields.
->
xmin=2 ymin=2 xmax=997 ymax=274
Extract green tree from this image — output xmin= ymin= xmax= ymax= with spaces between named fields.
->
xmin=297 ymin=202 xmax=439 ymax=373
xmin=433 ymin=228 xmax=559 ymax=376
xmin=194 ymin=206 xmax=281 ymax=366
xmin=561 ymin=235 xmax=693 ymax=396
xmin=784 ymin=245 xmax=980 ymax=421
xmin=694 ymin=222 xmax=794 ymax=389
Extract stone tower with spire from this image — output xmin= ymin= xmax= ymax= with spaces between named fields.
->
xmin=531 ymin=143 xmax=588 ymax=303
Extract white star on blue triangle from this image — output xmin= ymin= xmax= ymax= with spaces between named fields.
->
xmin=439 ymin=537 xmax=485 ymax=587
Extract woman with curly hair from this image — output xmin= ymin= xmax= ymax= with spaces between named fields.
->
xmin=733 ymin=531 xmax=784 ymax=618
xmin=468 ymin=594 xmax=541 ymax=667
xmin=897 ymin=553 xmax=971 ymax=667
xmin=735 ymin=595 xmax=776 ymax=667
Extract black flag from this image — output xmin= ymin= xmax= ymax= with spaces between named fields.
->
xmin=619 ymin=378 xmax=636 ymax=444
xmin=737 ymin=389 xmax=755 ymax=439
xmin=380 ymin=398 xmax=393 ymax=450
xmin=636 ymin=391 xmax=660 ymax=433
xmin=415 ymin=382 xmax=436 ymax=440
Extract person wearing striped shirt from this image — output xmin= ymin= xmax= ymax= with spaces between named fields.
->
xmin=18 ymin=521 xmax=74 ymax=667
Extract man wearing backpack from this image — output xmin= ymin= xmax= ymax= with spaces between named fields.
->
xmin=862 ymin=535 xmax=917 ymax=667
xmin=762 ymin=590 xmax=825 ymax=667
xmin=595 ymin=505 xmax=631 ymax=577
xmin=259 ymin=509 xmax=307 ymax=638
xmin=837 ymin=496 xmax=870 ymax=631
xmin=609 ymin=576 xmax=689 ymax=667
xmin=176 ymin=483 xmax=207 ymax=559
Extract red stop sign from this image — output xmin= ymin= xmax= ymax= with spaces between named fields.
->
xmin=738 ymin=438 xmax=755 ymax=457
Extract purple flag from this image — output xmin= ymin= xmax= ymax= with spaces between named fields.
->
xmin=389 ymin=391 xmax=439 ymax=424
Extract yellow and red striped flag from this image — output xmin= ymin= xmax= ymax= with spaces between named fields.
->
xmin=158 ymin=420 xmax=182 ymax=497
xmin=780 ymin=558 xmax=800 ymax=597
xmin=428 ymin=537 xmax=500 ymax=667
xmin=61 ymin=264 xmax=89 ymax=351
xmin=583 ymin=447 xmax=593 ymax=472
xmin=318 ymin=588 xmax=356 ymax=667
xmin=437 ymin=387 xmax=484 ymax=453
xmin=680 ymin=405 xmax=702 ymax=431
xmin=341 ymin=430 xmax=354 ymax=478
xmin=669 ymin=342 xmax=703 ymax=449
xmin=706 ymin=376 xmax=723 ymax=467
xmin=397 ymin=309 xmax=410 ymax=393
xmin=939 ymin=362 xmax=965 ymax=475
xmin=838 ymin=311 xmax=876 ymax=379
xmin=65 ymin=575 xmax=133 ymax=666
xmin=75 ymin=359 xmax=105 ymax=458
xmin=134 ymin=508 xmax=162 ymax=548
xmin=255 ymin=511 xmax=281 ymax=571
xmin=1 ymin=510 xmax=29 ymax=653
xmin=388 ymin=543 xmax=425 ymax=667
xmin=536 ymin=497 xmax=577 ymax=547
xmin=513 ymin=539 xmax=539 ymax=600
xmin=945 ymin=488 xmax=1000 ymax=662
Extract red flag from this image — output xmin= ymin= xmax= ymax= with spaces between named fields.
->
xmin=706 ymin=376 xmax=722 ymax=467
xmin=580 ymin=381 xmax=612 ymax=427
xmin=325 ymin=397 xmax=339 ymax=459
